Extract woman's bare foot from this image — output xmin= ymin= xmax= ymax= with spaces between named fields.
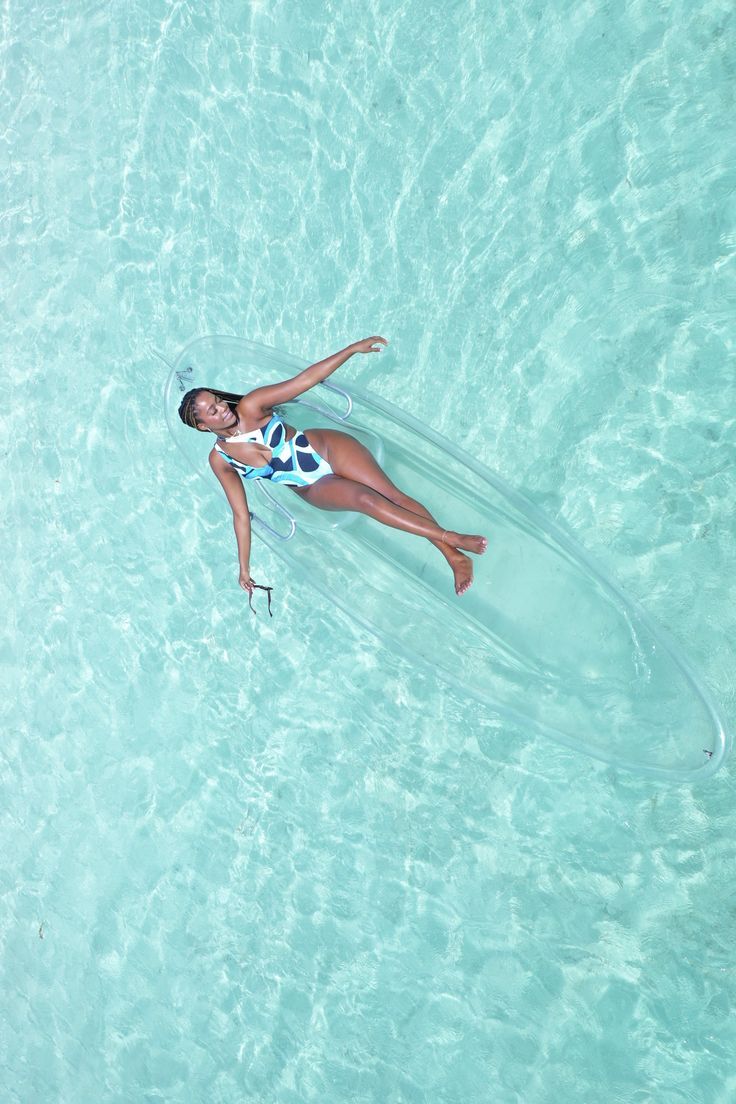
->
xmin=442 ymin=531 xmax=488 ymax=555
xmin=449 ymin=552 xmax=474 ymax=595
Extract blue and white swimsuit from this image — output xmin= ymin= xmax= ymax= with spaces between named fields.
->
xmin=214 ymin=413 xmax=334 ymax=488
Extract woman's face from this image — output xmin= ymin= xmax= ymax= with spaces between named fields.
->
xmin=193 ymin=391 xmax=238 ymax=432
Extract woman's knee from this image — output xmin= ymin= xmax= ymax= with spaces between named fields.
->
xmin=310 ymin=478 xmax=376 ymax=513
xmin=354 ymin=485 xmax=379 ymax=511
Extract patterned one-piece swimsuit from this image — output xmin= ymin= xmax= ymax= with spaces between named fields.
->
xmin=214 ymin=413 xmax=334 ymax=488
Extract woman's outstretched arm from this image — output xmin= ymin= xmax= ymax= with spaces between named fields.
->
xmin=209 ymin=449 xmax=254 ymax=592
xmin=241 ymin=336 xmax=387 ymax=414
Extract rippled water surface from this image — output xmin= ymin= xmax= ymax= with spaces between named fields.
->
xmin=3 ymin=1 xmax=736 ymax=1101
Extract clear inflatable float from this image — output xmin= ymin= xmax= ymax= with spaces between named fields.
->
xmin=161 ymin=335 xmax=730 ymax=783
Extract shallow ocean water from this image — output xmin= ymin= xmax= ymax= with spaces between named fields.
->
xmin=2 ymin=1 xmax=736 ymax=1101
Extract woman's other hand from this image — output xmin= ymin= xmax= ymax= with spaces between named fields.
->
xmin=239 ymin=568 xmax=255 ymax=593
xmin=351 ymin=336 xmax=388 ymax=354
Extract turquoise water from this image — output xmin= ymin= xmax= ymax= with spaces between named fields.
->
xmin=3 ymin=0 xmax=735 ymax=1100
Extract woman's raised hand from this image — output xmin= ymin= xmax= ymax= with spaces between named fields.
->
xmin=351 ymin=336 xmax=388 ymax=354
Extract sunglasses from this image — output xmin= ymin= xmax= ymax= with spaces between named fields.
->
xmin=248 ymin=583 xmax=274 ymax=617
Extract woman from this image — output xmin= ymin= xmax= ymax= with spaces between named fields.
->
xmin=178 ymin=336 xmax=488 ymax=601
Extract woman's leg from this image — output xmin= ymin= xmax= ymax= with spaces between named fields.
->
xmin=299 ymin=428 xmax=487 ymax=592
xmin=299 ymin=474 xmax=487 ymax=554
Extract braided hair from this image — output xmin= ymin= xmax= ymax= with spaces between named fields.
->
xmin=178 ymin=386 xmax=245 ymax=430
